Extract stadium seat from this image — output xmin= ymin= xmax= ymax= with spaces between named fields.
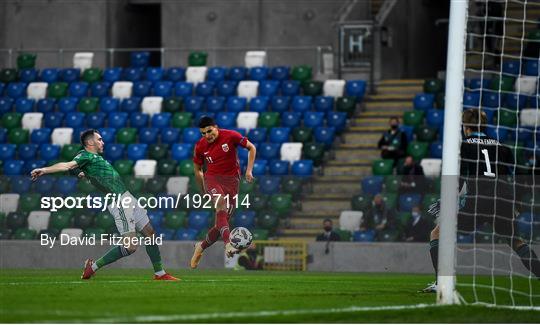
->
xmin=113 ymin=159 xmax=134 ymax=176
xmin=73 ymin=52 xmax=94 ymax=72
xmin=146 ymin=144 xmax=168 ymax=161
xmin=406 ymin=141 xmax=429 ymax=161
xmin=233 ymin=210 xmax=256 ymax=229
xmin=50 ymin=128 xmax=72 ymax=146
xmin=327 ymin=112 xmax=347 ymax=133
xmin=122 ymin=67 xmax=144 ymax=82
xmin=10 ymin=175 xmax=33 ymax=193
xmin=188 ymin=210 xmax=210 ymax=231
xmin=258 ymin=176 xmax=281 ymax=195
xmin=270 ymin=66 xmax=289 ymax=81
xmin=0 ymin=193 xmax=20 ymax=215
xmin=55 ymin=177 xmax=78 ymax=196
xmin=425 ymin=109 xmax=444 ymax=128
xmin=21 ymin=113 xmax=43 ymax=132
xmin=252 ymin=159 xmax=268 ymax=176
xmin=268 ymin=160 xmax=290 ymax=176
xmin=182 ymin=127 xmax=201 ymax=143
xmin=414 ymin=93 xmax=435 ymax=111
xmin=185 ymin=67 xmax=207 ymax=85
xmin=259 ymin=80 xmax=280 ymax=97
xmin=258 ymin=112 xmax=280 ymax=128
xmin=496 ymin=109 xmax=518 ymax=127
xmin=524 ymin=59 xmax=539 ymax=76
xmin=353 ymin=229 xmax=376 ymax=242
xmin=216 ymin=80 xmax=237 ymax=97
xmin=236 ymin=112 xmax=259 ymax=131
xmin=429 ymin=141 xmax=443 ymax=159
xmin=35 ymin=99 xmax=55 ymax=114
xmin=415 ymin=126 xmax=437 ymax=142
xmin=172 ymin=143 xmax=194 ymax=161
xmin=0 ymin=97 xmax=13 ymax=115
xmin=205 ymin=96 xmax=224 ymax=113
xmin=174 ymin=82 xmax=194 ymax=98
xmin=38 ymin=68 xmax=58 ymax=83
xmin=116 ymin=128 xmax=137 ymax=144
xmin=345 ymin=80 xmax=367 ymax=102
xmin=339 ymin=211 xmax=363 ymax=232
xmin=256 ymin=211 xmax=279 ymax=231
xmin=291 ymin=65 xmax=312 ymax=83
xmin=215 ymin=112 xmax=236 ymax=128
xmin=291 ymin=159 xmax=313 ymax=176
xmin=505 ymin=93 xmax=528 ymax=110
xmin=183 ymin=96 xmax=204 ymax=113
xmin=103 ymin=68 xmax=123 ymax=83
xmin=46 ymin=82 xmax=68 ymax=99
xmin=31 ymin=128 xmax=51 ymax=145
xmin=17 ymin=143 xmax=37 ymax=160
xmin=399 ymin=193 xmax=422 ymax=212
xmin=134 ymin=160 xmax=157 ymax=178
xmin=93 ymin=211 xmax=115 ymax=232
xmin=281 ymin=80 xmax=300 ymax=97
xmin=56 ymin=97 xmax=78 ymax=114
xmin=269 ymin=127 xmax=291 ymax=143
xmin=0 ymin=69 xmax=17 ymax=84
xmin=520 ymin=109 xmax=540 ymax=127
xmin=514 ymin=76 xmax=537 ymax=96
xmin=237 ymin=81 xmax=259 ymax=100
xmin=245 ymin=51 xmax=267 ymax=68
xmin=290 ymin=96 xmax=311 ymax=113
xmin=491 ymin=75 xmax=515 ymax=92
xmin=8 ymin=128 xmax=29 ymax=145
xmin=157 ymin=159 xmax=178 ymax=176
xmin=423 ymin=79 xmax=444 ymax=93
xmin=34 ymin=175 xmax=56 ymax=194
xmin=104 ymin=143 xmax=125 ymax=161
xmin=4 ymin=83 xmax=25 ymax=101
xmin=281 ymin=112 xmax=302 ymax=128
xmin=468 ymin=78 xmax=490 ymax=90
xmin=195 ymin=81 xmax=215 ymax=97
xmin=314 ymin=127 xmax=335 ymax=148
xmin=163 ymin=211 xmax=187 ymax=229
xmin=0 ymin=128 xmax=6 ymax=143
xmin=280 ymin=142 xmax=302 ymax=163
xmin=108 ymin=112 xmax=129 ymax=129
xmin=96 ymin=97 xmax=118 ymax=114
xmin=420 ymin=158 xmax=442 ymax=177
xmin=270 ymin=96 xmax=290 ymax=113
xmin=205 ymin=67 xmax=226 ymax=82
xmin=14 ymin=98 xmax=34 ymax=114
xmin=165 ymin=176 xmax=189 ymax=195
xmin=162 ymin=67 xmax=185 ymax=82
xmin=151 ymin=113 xmax=171 ymax=128
xmin=226 ymin=96 xmax=247 ymax=112
xmin=89 ymin=81 xmax=111 ymax=98
xmin=323 ymin=80 xmax=345 ymax=98
xmin=68 ymin=82 xmax=89 ymax=98
xmin=140 ymin=96 xmax=162 ymax=116
xmin=172 ymin=112 xmax=193 ymax=129
xmin=26 ymin=211 xmax=50 ymax=233
xmin=302 ymin=80 xmax=323 ymax=97
xmin=111 ymin=81 xmax=133 ymax=100
xmin=178 ymin=159 xmax=194 ymax=176
xmin=162 ymin=97 xmax=182 ymax=114
xmin=270 ymin=193 xmax=292 ymax=216
xmin=336 ymin=96 xmax=356 ymax=117
xmin=176 ymin=228 xmax=198 ymax=241
xmin=26 ymin=82 xmax=48 ymax=100
xmin=372 ymin=159 xmax=394 ymax=176
xmin=249 ymin=96 xmax=269 ymax=112
xmin=65 ymin=112 xmax=85 ymax=129
xmin=303 ymin=111 xmax=324 ymax=128
xmin=126 ymin=143 xmax=148 ymax=161
xmin=0 ymin=144 xmax=16 ymax=160
xmin=17 ymin=53 xmax=36 ymax=70
xmin=85 ymin=112 xmax=105 ymax=129
xmin=361 ymin=176 xmax=384 ymax=196
xmin=248 ymin=67 xmax=269 ymax=81
xmin=502 ymin=60 xmax=520 ymax=75
xmin=313 ymin=96 xmax=334 ymax=112
xmin=143 ymin=67 xmax=163 ymax=83
xmin=77 ymin=97 xmax=98 ymax=113
xmin=351 ymin=194 xmax=371 ymax=211
xmin=247 ymin=127 xmax=267 ymax=144
xmin=60 ymin=68 xmax=80 ymax=83
xmin=97 ymin=127 xmax=115 ymax=143
xmin=160 ymin=127 xmax=179 ymax=145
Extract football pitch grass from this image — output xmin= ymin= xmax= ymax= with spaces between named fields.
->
xmin=0 ymin=269 xmax=538 ymax=323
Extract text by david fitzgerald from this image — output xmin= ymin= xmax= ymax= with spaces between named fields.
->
xmin=40 ymin=234 xmax=163 ymax=248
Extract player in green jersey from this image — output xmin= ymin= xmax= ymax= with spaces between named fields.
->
xmin=30 ymin=129 xmax=178 ymax=281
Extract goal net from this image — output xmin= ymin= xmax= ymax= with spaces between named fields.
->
xmin=440 ymin=0 xmax=539 ymax=308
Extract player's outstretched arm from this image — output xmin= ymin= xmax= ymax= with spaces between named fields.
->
xmin=244 ymin=140 xmax=257 ymax=183
xmin=30 ymin=161 xmax=79 ymax=181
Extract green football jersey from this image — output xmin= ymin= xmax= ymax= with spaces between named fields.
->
xmin=73 ymin=150 xmax=127 ymax=194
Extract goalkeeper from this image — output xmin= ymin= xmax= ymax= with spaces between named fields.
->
xmin=30 ymin=129 xmax=178 ymax=281
xmin=421 ymin=109 xmax=540 ymax=293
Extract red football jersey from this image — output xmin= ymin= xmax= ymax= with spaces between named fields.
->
xmin=193 ymin=129 xmax=248 ymax=176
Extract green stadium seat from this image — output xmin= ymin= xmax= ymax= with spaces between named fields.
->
xmin=48 ymin=82 xmax=68 ymax=99
xmin=302 ymin=80 xmax=323 ymax=97
xmin=172 ymin=112 xmax=193 ymax=129
xmin=378 ymin=229 xmax=400 ymax=242
xmin=423 ymin=79 xmax=444 ymax=94
xmin=0 ymin=229 xmax=12 ymax=240
xmin=252 ymin=228 xmax=269 ymax=240
xmin=0 ymin=68 xmax=18 ymax=83
xmin=188 ymin=51 xmax=208 ymax=66
xmin=250 ymin=194 xmax=268 ymax=212
xmin=496 ymin=110 xmax=518 ymax=127
xmin=372 ymin=159 xmax=394 ymax=176
xmin=196 ymin=230 xmax=207 ymax=241
xmin=407 ymin=141 xmax=429 ymax=161
xmin=8 ymin=128 xmax=29 ymax=144
xmin=17 ymin=53 xmax=37 ymax=69
xmin=414 ymin=126 xmax=437 ymax=142
xmin=78 ymin=97 xmax=99 ymax=113
xmin=148 ymin=144 xmax=169 ymax=160
xmin=527 ymin=29 xmax=540 ymax=40
xmin=49 ymin=210 xmax=73 ymax=230
xmin=73 ymin=211 xmax=95 ymax=229
xmin=281 ymin=176 xmax=303 ymax=196
xmin=292 ymin=127 xmax=313 ymax=143
xmin=13 ymin=228 xmax=36 ymax=240
xmin=0 ymin=212 xmax=5 ymax=228
xmin=302 ymin=142 xmax=325 ymax=166
xmin=84 ymin=227 xmax=106 ymax=238
xmin=351 ymin=194 xmax=372 ymax=211
xmin=6 ymin=212 xmax=27 ymax=230
xmin=256 ymin=211 xmax=279 ymax=231
xmin=157 ymin=159 xmax=177 ymax=176
xmin=123 ymin=176 xmax=145 ymax=195
xmin=163 ymin=98 xmax=182 ymax=113
xmin=490 ymin=76 xmax=515 ymax=92
xmin=39 ymin=228 xmax=60 ymax=239
xmin=116 ymin=128 xmax=137 ymax=144
xmin=384 ymin=175 xmax=401 ymax=193
xmin=178 ymin=159 xmax=194 ymax=176
xmin=403 ymin=110 xmax=425 ymax=127
xmin=336 ymin=97 xmax=357 ymax=117
xmin=381 ymin=192 xmax=398 ymax=210
xmin=291 ymin=65 xmax=312 ymax=83
xmin=81 ymin=68 xmax=102 ymax=83
xmin=397 ymin=212 xmax=412 ymax=229
xmin=239 ymin=178 xmax=256 ymax=194
xmin=113 ymin=159 xmax=134 ymax=176
xmin=164 ymin=211 xmax=187 ymax=229
xmin=270 ymin=194 xmax=293 ymax=217
xmin=333 ymin=229 xmax=350 ymax=242
xmin=2 ymin=113 xmax=22 ymax=130
xmin=258 ymin=112 xmax=280 ymax=128
xmin=77 ymin=178 xmax=96 ymax=193
xmin=145 ymin=176 xmax=167 ymax=193
xmin=61 ymin=144 xmax=82 ymax=161
xmin=18 ymin=194 xmax=41 ymax=213
xmin=94 ymin=211 xmax=115 ymax=232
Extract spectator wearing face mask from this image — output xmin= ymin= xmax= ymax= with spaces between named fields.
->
xmin=398 ymin=155 xmax=426 ymax=194
xmin=378 ymin=116 xmax=408 ymax=165
xmin=404 ymin=206 xmax=431 ymax=242
xmin=361 ymin=194 xmax=395 ymax=232
xmin=316 ymin=219 xmax=341 ymax=242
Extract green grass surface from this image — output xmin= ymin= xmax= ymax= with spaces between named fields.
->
xmin=0 ymin=269 xmax=538 ymax=323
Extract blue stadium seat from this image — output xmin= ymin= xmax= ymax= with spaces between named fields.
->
xmin=314 ymin=126 xmax=335 ymax=148
xmin=72 ymin=127 xmax=85 ymax=144
xmin=39 ymin=144 xmax=61 ymax=162
xmin=361 ymin=176 xmax=384 ymax=195
xmin=353 ymin=229 xmax=375 ymax=242
xmin=429 ymin=141 xmax=443 ymax=159
xmin=0 ymin=97 xmax=13 ymax=114
xmin=0 ymin=144 xmax=16 ymax=160
xmin=120 ymin=97 xmax=142 ymax=113
xmin=145 ymin=67 xmax=164 ymax=82
xmin=512 ymin=127 xmax=535 ymax=143
xmin=516 ymin=212 xmax=536 ymax=239
xmin=160 ymin=127 xmax=180 ymax=144
xmin=457 ymin=233 xmax=474 ymax=244
xmin=399 ymin=125 xmax=414 ymax=143
xmin=413 ymin=93 xmax=435 ymax=111
xmin=481 ymin=90 xmax=503 ymax=108
xmin=176 ymin=228 xmax=198 ymax=241
xmin=248 ymin=128 xmax=267 ymax=144
xmin=232 ymin=127 xmax=246 ymax=136
xmin=90 ymin=82 xmax=111 ymax=98
xmin=36 ymin=98 xmax=56 ymax=113
xmin=104 ymin=143 xmax=125 ymax=162
xmin=281 ymin=80 xmax=300 ymax=97
xmin=188 ymin=210 xmax=211 ymax=231
xmin=249 ymin=96 xmax=269 ymax=112
xmin=291 ymin=96 xmax=312 ymax=113
xmin=147 ymin=210 xmax=164 ymax=227
xmin=259 ymin=80 xmax=280 ymax=97
xmin=158 ymin=228 xmax=175 ymax=240
xmin=108 ymin=112 xmax=129 ymax=129
xmin=270 ymin=96 xmax=290 ymax=113
xmin=327 ymin=112 xmax=347 ymax=133
xmin=292 ymin=159 xmax=313 ymax=176
xmin=529 ymin=96 xmax=539 ymax=108
xmin=502 ymin=60 xmax=520 ymax=75
xmin=182 ymin=127 xmax=201 ymax=143
xmin=129 ymin=113 xmax=149 ymax=129
xmin=314 ymin=96 xmax=334 ymax=112
xmin=195 ymin=81 xmax=215 ymax=97
xmin=469 ymin=78 xmax=490 ymax=90
xmin=44 ymin=113 xmax=64 ymax=129
xmin=40 ymin=68 xmax=59 ymax=83
xmin=505 ymin=93 xmax=528 ymax=110
xmin=151 ymin=113 xmax=171 ymax=128
xmin=97 ymin=128 xmax=116 ymax=144
xmin=133 ymin=81 xmax=152 ymax=97
xmin=33 ymin=175 xmax=55 ymax=194
xmin=131 ymin=51 xmax=150 ymax=68
xmin=194 ymin=112 xmax=214 ymax=124
xmin=216 ymin=112 xmax=237 ymax=128
xmin=258 ymin=175 xmax=281 ymax=195
xmin=281 ymin=112 xmax=302 ymax=128
xmin=14 ymin=98 xmax=34 ymax=113
xmin=303 ymin=112 xmax=324 ymax=128
xmin=270 ymin=66 xmax=290 ymax=81
xmin=55 ymin=176 xmax=78 ymax=196
xmin=233 ymin=211 xmax=256 ymax=228
xmin=206 ymin=96 xmax=225 ymax=113
xmin=426 ymin=109 xmax=444 ymax=128
xmin=463 ymin=91 xmax=480 ymax=108
xmin=226 ymin=96 xmax=247 ymax=112
xmin=345 ymin=80 xmax=367 ymax=102
xmin=6 ymin=82 xmax=26 ymax=99
xmin=184 ymin=96 xmax=205 ymax=113
xmin=269 ymin=160 xmax=289 ymax=175
xmin=486 ymin=126 xmax=509 ymax=142
xmin=228 ymin=67 xmax=247 ymax=81
xmin=58 ymin=97 xmax=79 ymax=113
xmin=10 ymin=175 xmax=32 ymax=193
xmin=60 ymin=68 xmax=80 ymax=83
xmin=103 ymin=68 xmax=123 ymax=83
xmin=153 ymin=81 xmax=173 ymax=97
xmin=19 ymin=68 xmax=38 ymax=83
xmin=127 ymin=144 xmax=148 ymax=161
xmin=238 ymin=144 xmax=255 ymax=163
xmin=524 ymin=59 xmax=539 ymax=76
xmin=123 ymin=67 xmax=143 ymax=82
xmin=252 ymin=159 xmax=268 ymax=176
xmin=0 ymin=128 xmax=6 ymax=143
xmin=65 ymin=112 xmax=85 ymax=128
xmin=258 ymin=142 xmax=280 ymax=160
xmin=399 ymin=193 xmax=422 ymax=212
xmin=138 ymin=128 xmax=159 ymax=144
xmin=166 ymin=67 xmax=186 ymax=82
xmin=0 ymin=83 xmax=4 ymax=96
xmin=68 ymin=82 xmax=88 ymax=98
xmin=99 ymin=97 xmax=120 ymax=113
xmin=269 ymin=127 xmax=291 ymax=144
xmin=216 ymin=80 xmax=237 ymax=97
xmin=171 ymin=143 xmax=194 ymax=161
xmin=30 ymin=128 xmax=51 ymax=144
xmin=207 ymin=67 xmax=227 ymax=82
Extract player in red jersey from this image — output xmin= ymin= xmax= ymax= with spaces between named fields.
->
xmin=190 ymin=116 xmax=257 ymax=268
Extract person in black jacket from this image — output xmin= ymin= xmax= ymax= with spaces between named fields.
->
xmin=398 ymin=155 xmax=426 ymax=194
xmin=316 ymin=219 xmax=341 ymax=242
xmin=403 ymin=206 xmax=431 ymax=242
xmin=378 ymin=117 xmax=408 ymax=165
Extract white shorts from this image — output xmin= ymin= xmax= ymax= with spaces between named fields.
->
xmin=107 ymin=191 xmax=150 ymax=234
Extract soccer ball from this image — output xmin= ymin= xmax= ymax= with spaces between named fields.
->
xmin=229 ymin=227 xmax=253 ymax=250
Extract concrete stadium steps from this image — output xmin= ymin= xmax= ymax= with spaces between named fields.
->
xmin=322 ymin=165 xmax=372 ymax=177
xmin=310 ymin=181 xmax=361 ymax=194
xmin=333 ymin=148 xmax=380 ymax=162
